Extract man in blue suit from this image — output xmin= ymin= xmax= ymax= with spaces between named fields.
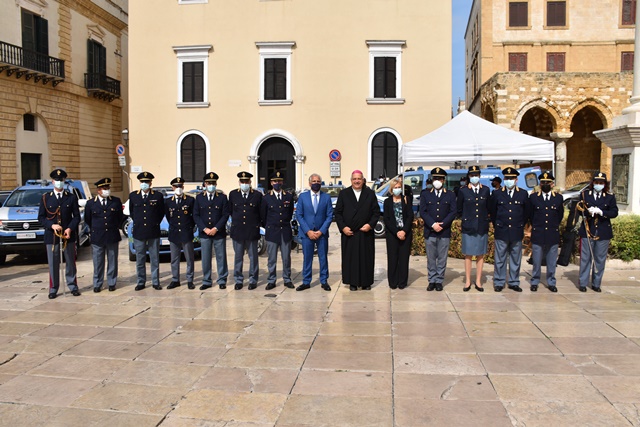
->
xmin=295 ymin=173 xmax=333 ymax=291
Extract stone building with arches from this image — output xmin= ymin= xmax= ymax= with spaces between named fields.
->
xmin=465 ymin=0 xmax=635 ymax=189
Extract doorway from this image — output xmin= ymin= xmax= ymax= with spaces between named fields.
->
xmin=21 ymin=153 xmax=41 ymax=184
xmin=257 ymin=137 xmax=295 ymax=192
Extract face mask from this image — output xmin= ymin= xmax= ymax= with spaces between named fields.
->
xmin=392 ymin=188 xmax=403 ymax=196
xmin=240 ymin=183 xmax=250 ymax=192
xmin=593 ymin=184 xmax=604 ymax=192
xmin=206 ymin=185 xmax=216 ymax=193
xmin=174 ymin=187 xmax=184 ymax=196
xmin=433 ymin=180 xmax=443 ymax=190
xmin=469 ymin=176 xmax=480 ymax=185
xmin=425 ymin=184 xmax=433 ymax=190
xmin=504 ymin=179 xmax=516 ymax=189
xmin=460 ymin=181 xmax=467 ymax=186
xmin=101 ymin=189 xmax=111 ymax=198
xmin=541 ymin=184 xmax=551 ymax=193
xmin=140 ymin=183 xmax=150 ymax=191
xmin=272 ymin=183 xmax=282 ymax=191
xmin=53 ymin=180 xmax=64 ymax=190
xmin=310 ymin=183 xmax=321 ymax=192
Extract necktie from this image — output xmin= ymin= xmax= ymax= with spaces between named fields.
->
xmin=277 ymin=193 xmax=280 ymax=201
xmin=57 ymin=193 xmax=62 ymax=202
xmin=243 ymin=193 xmax=247 ymax=200
xmin=437 ymin=191 xmax=440 ymax=198
xmin=509 ymin=190 xmax=513 ymax=199
xmin=102 ymin=198 xmax=107 ymax=208
xmin=545 ymin=194 xmax=549 ymax=202
xmin=313 ymin=193 xmax=318 ymax=213
xmin=209 ymin=194 xmax=213 ymax=202
xmin=143 ymin=193 xmax=147 ymax=201
xmin=474 ymin=188 xmax=478 ymax=195
xmin=595 ymin=193 xmax=599 ymax=201
xmin=177 ymin=197 xmax=181 ymax=206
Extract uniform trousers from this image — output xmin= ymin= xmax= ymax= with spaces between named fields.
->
xmin=426 ymin=236 xmax=449 ymax=284
xmin=232 ymin=239 xmax=259 ymax=285
xmin=46 ymin=242 xmax=78 ymax=294
xmin=385 ymin=233 xmax=412 ymax=288
xmin=530 ymin=243 xmax=558 ymax=286
xmin=200 ymin=237 xmax=228 ymax=286
xmin=579 ymin=238 xmax=610 ymax=289
xmin=266 ymin=235 xmax=291 ymax=284
xmin=169 ymin=240 xmax=194 ymax=283
xmin=133 ymin=238 xmax=160 ymax=286
xmin=493 ymin=239 xmax=523 ymax=288
xmin=91 ymin=242 xmax=118 ymax=288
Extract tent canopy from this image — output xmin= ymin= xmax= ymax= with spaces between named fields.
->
xmin=398 ymin=111 xmax=555 ymax=167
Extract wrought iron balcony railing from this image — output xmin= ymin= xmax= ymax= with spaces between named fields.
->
xmin=84 ymin=73 xmax=121 ymax=101
xmin=0 ymin=40 xmax=65 ymax=86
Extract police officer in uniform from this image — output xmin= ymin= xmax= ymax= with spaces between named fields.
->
xmin=229 ymin=171 xmax=263 ymax=290
xmin=420 ymin=167 xmax=457 ymax=291
xmin=261 ymin=171 xmax=295 ymax=290
xmin=578 ymin=172 xmax=619 ymax=292
xmin=85 ymin=178 xmax=123 ymax=292
xmin=194 ymin=172 xmax=229 ymax=290
xmin=165 ymin=177 xmax=195 ymax=290
xmin=38 ymin=168 xmax=81 ymax=299
xmin=529 ymin=171 xmax=564 ymax=292
xmin=489 ymin=167 xmax=531 ymax=292
xmin=129 ymin=171 xmax=165 ymax=291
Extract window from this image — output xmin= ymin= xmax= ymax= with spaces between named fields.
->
xmin=256 ymin=42 xmax=295 ymax=105
xmin=23 ymin=114 xmax=36 ymax=131
xmin=509 ymin=53 xmax=527 ymax=71
xmin=509 ymin=2 xmax=528 ymax=27
xmin=547 ymin=53 xmax=565 ymax=71
xmin=622 ymin=0 xmax=636 ymax=25
xmin=173 ymin=45 xmax=212 ymax=108
xmin=622 ymin=51 xmax=634 ymax=71
xmin=21 ymin=8 xmax=49 ymax=72
xmin=371 ymin=132 xmax=398 ymax=180
xmin=180 ymin=134 xmax=206 ymax=182
xmin=367 ymin=41 xmax=405 ymax=104
xmin=546 ymin=1 xmax=566 ymax=27
xmin=87 ymin=39 xmax=106 ymax=75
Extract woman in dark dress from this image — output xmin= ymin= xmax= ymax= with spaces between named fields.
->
xmin=383 ymin=178 xmax=414 ymax=289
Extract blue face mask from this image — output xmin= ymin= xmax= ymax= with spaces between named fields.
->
xmin=53 ymin=180 xmax=64 ymax=190
xmin=140 ymin=183 xmax=150 ymax=191
xmin=392 ymin=188 xmax=403 ymax=196
xmin=272 ymin=183 xmax=282 ymax=191
xmin=206 ymin=185 xmax=216 ymax=193
xmin=504 ymin=179 xmax=516 ymax=189
xmin=593 ymin=184 xmax=604 ymax=192
xmin=469 ymin=176 xmax=480 ymax=185
xmin=240 ymin=183 xmax=250 ymax=192
xmin=425 ymin=184 xmax=433 ymax=190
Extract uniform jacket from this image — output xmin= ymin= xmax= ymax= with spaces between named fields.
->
xmin=128 ymin=190 xmax=165 ymax=240
xmin=85 ymin=196 xmax=123 ymax=246
xmin=578 ymin=190 xmax=618 ymax=240
xmin=419 ymin=188 xmax=456 ymax=238
xmin=193 ymin=191 xmax=229 ymax=240
xmin=489 ymin=186 xmax=531 ymax=242
xmin=383 ymin=195 xmax=413 ymax=237
xmin=228 ymin=188 xmax=262 ymax=241
xmin=164 ymin=194 xmax=195 ymax=244
xmin=38 ymin=190 xmax=81 ymax=244
xmin=529 ymin=191 xmax=564 ymax=245
xmin=456 ymin=184 xmax=491 ymax=235
xmin=296 ymin=190 xmax=333 ymax=238
xmin=261 ymin=190 xmax=294 ymax=243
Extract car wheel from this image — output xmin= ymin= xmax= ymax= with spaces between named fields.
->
xmin=129 ymin=246 xmax=136 ymax=262
xmin=257 ymin=235 xmax=266 ymax=255
xmin=374 ymin=218 xmax=386 ymax=238
xmin=122 ymin=218 xmax=132 ymax=237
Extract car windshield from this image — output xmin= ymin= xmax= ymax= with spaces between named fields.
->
xmin=565 ymin=181 xmax=589 ymax=192
xmin=4 ymin=189 xmax=50 ymax=207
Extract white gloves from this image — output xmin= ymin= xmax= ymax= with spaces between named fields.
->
xmin=588 ymin=207 xmax=603 ymax=216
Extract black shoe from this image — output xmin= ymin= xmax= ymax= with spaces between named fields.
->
xmin=494 ymin=286 xmax=503 ymax=292
xmin=463 ymin=284 xmax=472 ymax=292
xmin=296 ymin=284 xmax=310 ymax=291
xmin=474 ymin=284 xmax=484 ymax=292
xmin=234 ymin=283 xmax=243 ymax=290
xmin=398 ymin=284 xmax=406 ymax=289
xmin=108 ymin=285 xmax=116 ymax=292
xmin=579 ymin=286 xmax=587 ymax=292
xmin=265 ymin=283 xmax=276 ymax=291
xmin=591 ymin=286 xmax=601 ymax=293
xmin=48 ymin=293 xmax=57 ymax=299
xmin=248 ymin=284 xmax=257 ymax=290
xmin=362 ymin=285 xmax=372 ymax=290
xmin=390 ymin=284 xmax=397 ymax=289
xmin=200 ymin=284 xmax=212 ymax=290
xmin=284 ymin=282 xmax=294 ymax=289
xmin=219 ymin=284 xmax=227 ymax=290
xmin=152 ymin=285 xmax=162 ymax=290
xmin=93 ymin=287 xmax=102 ymax=293
xmin=187 ymin=282 xmax=195 ymax=289
xmin=349 ymin=285 xmax=357 ymax=291
xmin=548 ymin=285 xmax=558 ymax=293
xmin=435 ymin=283 xmax=443 ymax=292
xmin=530 ymin=285 xmax=538 ymax=292
xmin=508 ymin=285 xmax=523 ymax=292
xmin=321 ymin=283 xmax=331 ymax=291
xmin=71 ymin=290 xmax=81 ymax=297
xmin=427 ymin=283 xmax=436 ymax=291
xmin=167 ymin=281 xmax=181 ymax=289
xmin=135 ymin=284 xmax=145 ymax=291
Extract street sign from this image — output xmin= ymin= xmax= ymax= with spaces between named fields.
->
xmin=329 ymin=149 xmax=341 ymax=162
xmin=330 ymin=161 xmax=341 ymax=177
xmin=118 ymin=156 xmax=126 ymax=167
xmin=115 ymin=144 xmax=126 ymax=156
xmin=131 ymin=166 xmax=142 ymax=173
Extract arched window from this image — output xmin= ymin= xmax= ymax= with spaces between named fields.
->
xmin=181 ymin=133 xmax=206 ymax=182
xmin=371 ymin=131 xmax=398 ymax=180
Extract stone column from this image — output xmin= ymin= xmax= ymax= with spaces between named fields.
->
xmin=247 ymin=155 xmax=259 ymax=184
xmin=293 ymin=155 xmax=305 ymax=192
xmin=550 ymin=132 xmax=572 ymax=190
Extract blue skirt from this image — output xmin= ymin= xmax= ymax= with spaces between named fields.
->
xmin=462 ymin=233 xmax=488 ymax=256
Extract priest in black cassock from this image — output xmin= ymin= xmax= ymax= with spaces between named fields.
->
xmin=335 ymin=170 xmax=381 ymax=291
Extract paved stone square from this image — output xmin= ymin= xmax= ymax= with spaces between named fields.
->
xmin=0 ymin=225 xmax=639 ymax=426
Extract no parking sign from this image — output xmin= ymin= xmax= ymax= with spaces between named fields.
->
xmin=329 ymin=149 xmax=341 ymax=161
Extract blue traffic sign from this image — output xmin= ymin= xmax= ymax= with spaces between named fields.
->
xmin=329 ymin=149 xmax=341 ymax=161
xmin=115 ymin=144 xmax=126 ymax=156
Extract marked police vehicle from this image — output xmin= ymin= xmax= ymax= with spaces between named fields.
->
xmin=0 ymin=179 xmax=91 ymax=264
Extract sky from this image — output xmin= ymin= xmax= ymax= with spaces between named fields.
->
xmin=452 ymin=0 xmax=474 ymax=115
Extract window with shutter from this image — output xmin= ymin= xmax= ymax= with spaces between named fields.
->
xmin=180 ymin=134 xmax=207 ymax=182
xmin=371 ymin=132 xmax=398 ymax=180
xmin=622 ymin=52 xmax=634 ymax=71
xmin=547 ymin=53 xmax=565 ymax=71
xmin=174 ymin=45 xmax=211 ymax=108
xmin=622 ymin=0 xmax=636 ymax=25
xmin=509 ymin=2 xmax=528 ymax=27
xmin=546 ymin=1 xmax=566 ymax=27
xmin=367 ymin=41 xmax=404 ymax=103
xmin=21 ymin=9 xmax=49 ymax=72
xmin=256 ymin=42 xmax=294 ymax=105
xmin=374 ymin=57 xmax=396 ymax=99
xmin=182 ymin=61 xmax=204 ymax=103
xmin=509 ymin=53 xmax=527 ymax=71
xmin=264 ymin=58 xmax=287 ymax=100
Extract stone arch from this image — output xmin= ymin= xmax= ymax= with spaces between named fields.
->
xmin=566 ymin=104 xmax=608 ymax=186
xmin=250 ymin=129 xmax=303 ymax=190
xmin=513 ymin=99 xmax=563 ymax=132
xmin=481 ymin=104 xmax=495 ymax=123
xmin=566 ymin=98 xmax=612 ymax=129
xmin=15 ymin=112 xmax=51 ymax=184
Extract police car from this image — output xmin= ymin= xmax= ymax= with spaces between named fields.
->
xmin=0 ymin=179 xmax=91 ymax=264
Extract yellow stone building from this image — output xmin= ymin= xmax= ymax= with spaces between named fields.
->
xmin=0 ymin=0 xmax=128 ymax=192
xmin=465 ymin=0 xmax=635 ymax=189
xmin=128 ymin=0 xmax=451 ymax=192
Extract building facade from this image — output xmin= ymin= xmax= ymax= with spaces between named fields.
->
xmin=0 ymin=0 xmax=128 ymax=192
xmin=465 ymin=0 xmax=635 ymax=189
xmin=128 ymin=0 xmax=451 ymax=192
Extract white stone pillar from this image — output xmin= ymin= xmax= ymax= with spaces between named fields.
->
xmin=294 ymin=155 xmax=305 ymax=192
xmin=247 ymin=155 xmax=259 ymax=186
xmin=550 ymin=132 xmax=573 ymax=190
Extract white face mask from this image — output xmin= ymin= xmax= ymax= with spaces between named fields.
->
xmin=206 ymin=185 xmax=216 ymax=193
xmin=174 ymin=187 xmax=184 ymax=196
xmin=593 ymin=184 xmax=604 ymax=192
xmin=101 ymin=189 xmax=111 ymax=198
xmin=140 ymin=182 xmax=150 ymax=191
xmin=392 ymin=188 xmax=403 ymax=196
xmin=432 ymin=180 xmax=443 ymax=190
xmin=504 ymin=179 xmax=516 ymax=189
xmin=53 ymin=180 xmax=64 ymax=190
xmin=240 ymin=183 xmax=250 ymax=192
xmin=469 ymin=176 xmax=480 ymax=185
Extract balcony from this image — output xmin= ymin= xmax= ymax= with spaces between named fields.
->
xmin=84 ymin=73 xmax=120 ymax=101
xmin=0 ymin=40 xmax=65 ymax=86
